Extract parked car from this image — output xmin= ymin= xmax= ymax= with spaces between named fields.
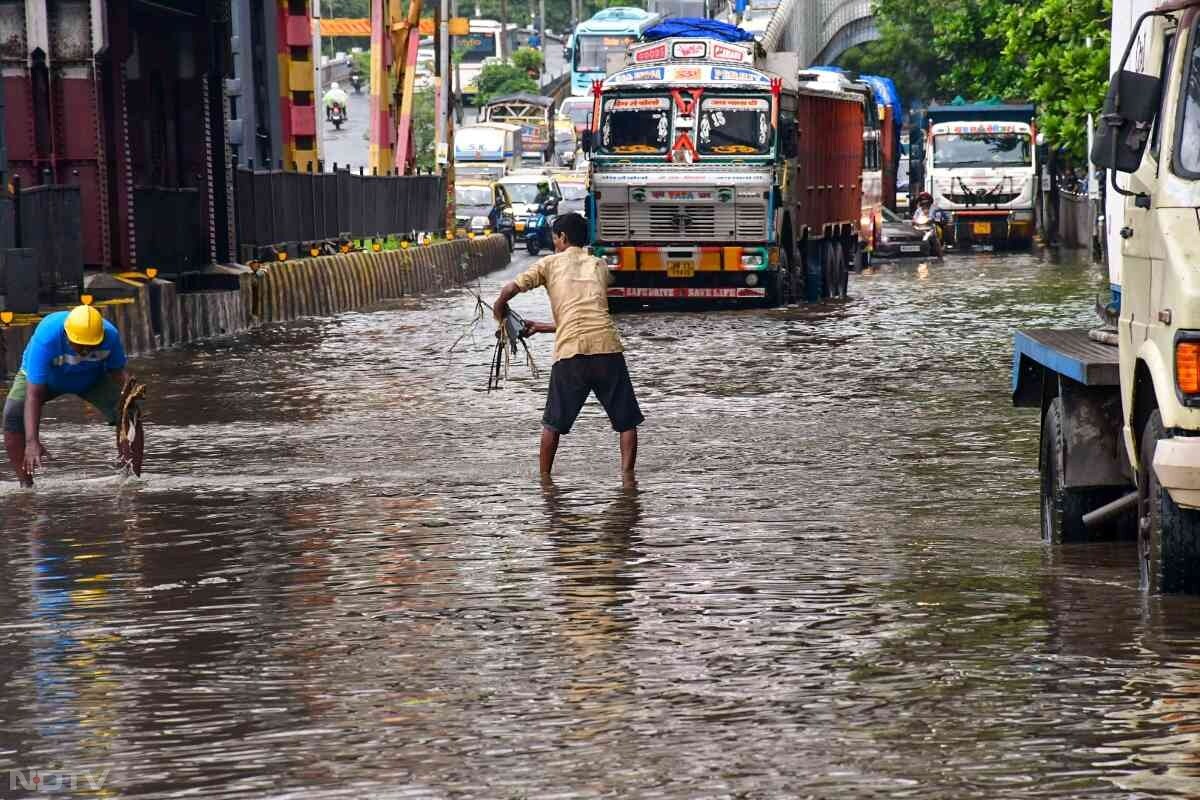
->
xmin=874 ymin=206 xmax=938 ymax=260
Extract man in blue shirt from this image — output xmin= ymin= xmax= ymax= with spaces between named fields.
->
xmin=3 ymin=305 xmax=130 ymax=487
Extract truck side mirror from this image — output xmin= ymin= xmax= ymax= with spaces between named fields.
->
xmin=581 ymin=130 xmax=594 ymax=154
xmin=1092 ymin=69 xmax=1163 ymax=173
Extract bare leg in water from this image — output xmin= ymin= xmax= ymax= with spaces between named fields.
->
xmin=539 ymin=426 xmax=638 ymax=476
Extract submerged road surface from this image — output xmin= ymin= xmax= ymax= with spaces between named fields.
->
xmin=4 ymin=250 xmax=1200 ymax=798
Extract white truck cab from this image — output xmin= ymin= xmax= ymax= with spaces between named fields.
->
xmin=924 ymin=105 xmax=1037 ymax=248
xmin=1011 ymin=0 xmax=1200 ymax=593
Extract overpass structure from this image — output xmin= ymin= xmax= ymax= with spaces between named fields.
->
xmin=759 ymin=0 xmax=878 ymax=66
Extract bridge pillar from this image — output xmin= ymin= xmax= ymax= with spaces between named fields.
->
xmin=276 ymin=0 xmax=317 ymax=170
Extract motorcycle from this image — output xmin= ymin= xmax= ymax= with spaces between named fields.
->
xmin=349 ymin=72 xmax=364 ymax=94
xmin=524 ymin=203 xmax=556 ymax=255
xmin=329 ymin=102 xmax=346 ymax=131
xmin=911 ymin=207 xmax=945 ymax=258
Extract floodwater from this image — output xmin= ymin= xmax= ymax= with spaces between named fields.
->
xmin=4 ymin=250 xmax=1200 ymax=799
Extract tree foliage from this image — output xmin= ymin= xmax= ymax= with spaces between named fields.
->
xmin=840 ymin=0 xmax=1111 ymax=160
xmin=412 ymin=86 xmax=438 ymax=173
xmin=512 ymin=46 xmax=545 ymax=75
xmin=475 ymin=62 xmax=539 ymax=103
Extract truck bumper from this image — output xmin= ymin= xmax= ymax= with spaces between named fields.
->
xmin=607 ymin=270 xmax=770 ymax=301
xmin=1154 ymin=437 xmax=1200 ymax=509
xmin=949 ymin=212 xmax=1034 ymax=247
xmin=596 ymin=244 xmax=775 ymax=301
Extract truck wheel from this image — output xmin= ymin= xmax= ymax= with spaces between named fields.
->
xmin=821 ymin=242 xmax=836 ymax=300
xmin=836 ymin=241 xmax=849 ymax=297
xmin=803 ymin=246 xmax=822 ymax=303
xmin=1138 ymin=410 xmax=1200 ymax=592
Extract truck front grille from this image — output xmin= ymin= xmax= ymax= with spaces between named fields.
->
xmin=597 ymin=204 xmax=629 ymax=240
xmin=630 ymin=204 xmax=735 ymax=240
xmin=735 ymin=203 xmax=768 ymax=239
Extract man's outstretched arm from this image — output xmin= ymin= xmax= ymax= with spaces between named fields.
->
xmin=492 ymin=281 xmax=523 ymax=321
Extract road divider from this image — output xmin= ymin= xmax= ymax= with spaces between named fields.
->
xmin=0 ymin=235 xmax=510 ymax=380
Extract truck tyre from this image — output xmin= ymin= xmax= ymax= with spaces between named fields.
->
xmin=835 ymin=241 xmax=849 ymax=298
xmin=1138 ymin=410 xmax=1200 ymax=593
xmin=1041 ymin=397 xmax=1096 ymax=543
xmin=526 ymin=238 xmax=539 ymax=256
xmin=766 ymin=246 xmax=793 ymax=307
xmin=804 ymin=246 xmax=822 ymax=303
xmin=821 ymin=241 xmax=836 ymax=300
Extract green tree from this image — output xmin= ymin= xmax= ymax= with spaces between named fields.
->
xmin=411 ymin=85 xmax=438 ymax=172
xmin=475 ymin=62 xmax=539 ymax=103
xmin=846 ymin=0 xmax=1110 ymax=159
xmin=512 ymin=46 xmax=545 ymax=75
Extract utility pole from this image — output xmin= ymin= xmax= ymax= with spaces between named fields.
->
xmin=436 ymin=0 xmax=450 ymax=164
xmin=500 ymin=0 xmax=509 ymax=60
xmin=313 ymin=0 xmax=324 ymax=163
xmin=538 ymin=0 xmax=545 ymax=65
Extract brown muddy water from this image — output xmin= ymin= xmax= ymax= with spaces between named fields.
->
xmin=3 ymin=251 xmax=1200 ymax=799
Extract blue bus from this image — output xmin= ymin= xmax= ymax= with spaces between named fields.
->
xmin=566 ymin=7 xmax=660 ymax=96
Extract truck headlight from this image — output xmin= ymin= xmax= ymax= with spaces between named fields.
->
xmin=471 ymin=215 xmax=489 ymax=230
xmin=603 ymin=253 xmax=620 ymax=267
xmin=740 ymin=252 xmax=765 ymax=269
xmin=1012 ymin=210 xmax=1034 ymax=222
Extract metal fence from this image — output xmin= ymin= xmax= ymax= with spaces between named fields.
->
xmin=15 ymin=184 xmax=83 ymax=301
xmin=234 ymin=166 xmax=445 ymax=257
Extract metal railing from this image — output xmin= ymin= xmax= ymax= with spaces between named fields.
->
xmin=233 ymin=164 xmax=445 ymax=259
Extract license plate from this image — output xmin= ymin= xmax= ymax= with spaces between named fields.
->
xmin=972 ymin=222 xmax=992 ymax=235
xmin=515 ymin=222 xmax=526 ymax=232
xmin=667 ymin=260 xmax=694 ymax=278
xmin=900 ymin=244 xmax=921 ymax=253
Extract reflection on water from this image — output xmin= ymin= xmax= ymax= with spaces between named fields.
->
xmin=4 ymin=249 xmax=1200 ymax=797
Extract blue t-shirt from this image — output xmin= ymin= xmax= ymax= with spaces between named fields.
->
xmin=21 ymin=311 xmax=126 ymax=395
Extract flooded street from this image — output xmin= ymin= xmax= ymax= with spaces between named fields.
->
xmin=6 ymin=249 xmax=1200 ymax=798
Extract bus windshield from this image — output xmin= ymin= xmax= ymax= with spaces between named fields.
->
xmin=933 ymin=133 xmax=1031 ymax=168
xmin=698 ymin=97 xmax=772 ymax=155
xmin=599 ymin=96 xmax=671 ymax=155
xmin=456 ymin=32 xmax=498 ymax=64
xmin=575 ymin=34 xmax=635 ymax=73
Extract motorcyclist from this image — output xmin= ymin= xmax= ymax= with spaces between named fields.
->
xmin=913 ymin=191 xmax=946 ymax=256
xmin=534 ymin=181 xmax=554 ymax=213
xmin=349 ymin=70 xmax=364 ymax=93
xmin=323 ymin=82 xmax=349 ymax=121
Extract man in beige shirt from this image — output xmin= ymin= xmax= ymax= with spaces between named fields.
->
xmin=493 ymin=212 xmax=644 ymax=475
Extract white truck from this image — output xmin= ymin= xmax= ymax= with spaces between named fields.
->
xmin=1011 ymin=0 xmax=1200 ymax=592
xmin=923 ymin=103 xmax=1037 ymax=248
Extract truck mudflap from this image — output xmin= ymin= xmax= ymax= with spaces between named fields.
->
xmin=1154 ymin=438 xmax=1200 ymax=509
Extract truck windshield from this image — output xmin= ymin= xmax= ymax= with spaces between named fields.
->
xmin=599 ymin=96 xmax=671 ymax=155
xmin=455 ymin=186 xmax=493 ymax=206
xmin=933 ymin=133 xmax=1031 ymax=168
xmin=698 ymin=97 xmax=772 ymax=155
xmin=575 ymin=35 xmax=636 ymax=73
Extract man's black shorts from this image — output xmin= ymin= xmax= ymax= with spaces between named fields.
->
xmin=543 ymin=353 xmax=644 ymax=435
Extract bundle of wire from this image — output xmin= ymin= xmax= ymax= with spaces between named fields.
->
xmin=489 ymin=307 xmax=539 ymax=392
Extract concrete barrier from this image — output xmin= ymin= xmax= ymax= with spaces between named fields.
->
xmin=253 ymin=234 xmax=508 ymax=323
xmin=0 ymin=235 xmax=510 ymax=381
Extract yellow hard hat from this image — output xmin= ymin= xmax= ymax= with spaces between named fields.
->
xmin=64 ymin=305 xmax=104 ymax=346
